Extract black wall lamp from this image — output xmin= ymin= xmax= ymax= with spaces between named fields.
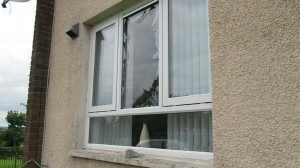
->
xmin=66 ymin=23 xmax=79 ymax=39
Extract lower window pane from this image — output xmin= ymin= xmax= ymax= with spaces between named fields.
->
xmin=89 ymin=111 xmax=212 ymax=152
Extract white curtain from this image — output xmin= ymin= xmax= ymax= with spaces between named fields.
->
xmin=89 ymin=116 xmax=132 ymax=146
xmin=168 ymin=0 xmax=210 ymax=98
xmin=167 ymin=111 xmax=212 ymax=152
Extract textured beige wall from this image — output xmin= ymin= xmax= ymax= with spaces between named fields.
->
xmin=42 ymin=0 xmax=142 ymax=167
xmin=209 ymin=0 xmax=300 ymax=167
xmin=43 ymin=0 xmax=300 ymax=167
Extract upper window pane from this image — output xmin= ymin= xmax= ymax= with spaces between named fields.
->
xmin=121 ymin=4 xmax=159 ymax=109
xmin=92 ymin=24 xmax=116 ymax=106
xmin=168 ymin=0 xmax=210 ymax=98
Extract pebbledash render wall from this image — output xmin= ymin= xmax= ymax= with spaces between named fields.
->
xmin=39 ymin=0 xmax=300 ymax=168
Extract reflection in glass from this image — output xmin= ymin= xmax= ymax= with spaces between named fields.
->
xmin=89 ymin=111 xmax=212 ymax=152
xmin=92 ymin=24 xmax=115 ymax=106
xmin=121 ymin=3 xmax=159 ymax=109
xmin=168 ymin=0 xmax=210 ymax=98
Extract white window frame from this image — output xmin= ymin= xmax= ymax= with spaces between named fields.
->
xmin=162 ymin=0 xmax=212 ymax=106
xmin=87 ymin=17 xmax=119 ymax=112
xmin=85 ymin=0 xmax=213 ymax=160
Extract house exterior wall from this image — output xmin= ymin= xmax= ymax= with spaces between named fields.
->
xmin=41 ymin=0 xmax=300 ymax=168
xmin=210 ymin=1 xmax=300 ymax=167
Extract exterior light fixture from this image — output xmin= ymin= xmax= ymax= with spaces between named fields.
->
xmin=66 ymin=23 xmax=79 ymax=39
xmin=2 ymin=0 xmax=30 ymax=8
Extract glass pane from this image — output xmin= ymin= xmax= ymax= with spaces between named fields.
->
xmin=168 ymin=0 xmax=210 ymax=98
xmin=92 ymin=24 xmax=115 ymax=106
xmin=121 ymin=3 xmax=159 ymax=109
xmin=89 ymin=116 xmax=132 ymax=146
xmin=89 ymin=111 xmax=213 ymax=152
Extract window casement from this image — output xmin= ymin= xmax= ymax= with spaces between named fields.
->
xmin=162 ymin=0 xmax=211 ymax=106
xmin=85 ymin=0 xmax=212 ymax=159
xmin=87 ymin=18 xmax=119 ymax=112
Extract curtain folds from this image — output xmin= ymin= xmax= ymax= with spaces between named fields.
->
xmin=169 ymin=0 xmax=210 ymax=98
xmin=89 ymin=116 xmax=132 ymax=146
xmin=89 ymin=111 xmax=212 ymax=152
xmin=167 ymin=111 xmax=212 ymax=152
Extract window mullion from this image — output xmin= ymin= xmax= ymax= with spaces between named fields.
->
xmin=116 ymin=15 xmax=123 ymax=111
xmin=158 ymin=0 xmax=164 ymax=108
xmin=162 ymin=0 xmax=170 ymax=106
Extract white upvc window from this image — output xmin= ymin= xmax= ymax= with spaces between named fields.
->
xmin=85 ymin=0 xmax=212 ymax=159
xmin=88 ymin=18 xmax=119 ymax=112
xmin=162 ymin=0 xmax=211 ymax=106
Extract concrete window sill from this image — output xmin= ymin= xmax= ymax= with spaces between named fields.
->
xmin=70 ymin=149 xmax=213 ymax=168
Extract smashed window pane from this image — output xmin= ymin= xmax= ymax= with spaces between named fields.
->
xmin=121 ymin=4 xmax=159 ymax=109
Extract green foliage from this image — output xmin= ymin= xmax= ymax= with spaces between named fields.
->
xmin=6 ymin=111 xmax=26 ymax=129
xmin=0 ymin=131 xmax=9 ymax=147
xmin=4 ymin=111 xmax=26 ymax=147
xmin=0 ymin=147 xmax=23 ymax=157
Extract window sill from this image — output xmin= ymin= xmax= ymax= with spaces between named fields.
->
xmin=70 ymin=149 xmax=213 ymax=168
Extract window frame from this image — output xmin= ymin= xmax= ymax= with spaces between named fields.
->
xmin=87 ymin=17 xmax=119 ymax=112
xmin=162 ymin=0 xmax=212 ymax=106
xmin=116 ymin=0 xmax=161 ymax=110
xmin=85 ymin=0 xmax=213 ymax=160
